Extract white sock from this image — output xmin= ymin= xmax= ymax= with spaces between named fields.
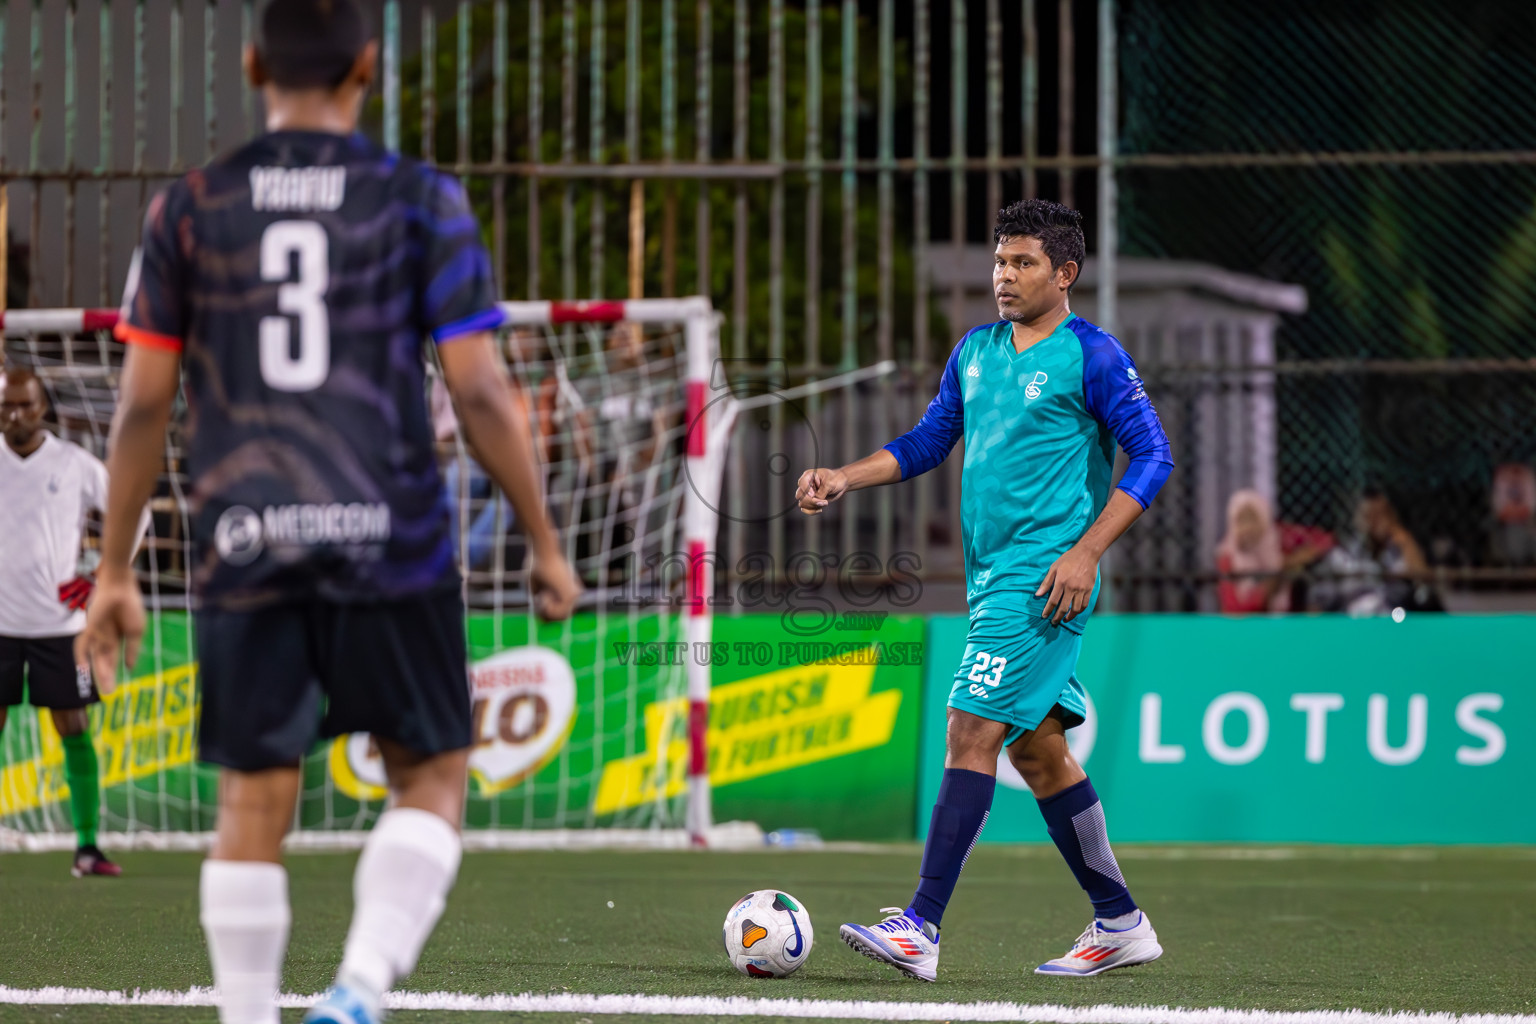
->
xmin=337 ymin=807 xmax=463 ymax=1000
xmin=1100 ymin=910 xmax=1142 ymax=930
xmin=199 ymin=860 xmax=290 ymax=1024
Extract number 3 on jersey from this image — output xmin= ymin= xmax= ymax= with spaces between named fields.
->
xmin=259 ymin=220 xmax=329 ymax=392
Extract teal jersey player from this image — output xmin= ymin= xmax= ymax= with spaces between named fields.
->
xmin=882 ymin=312 xmax=1172 ymax=743
xmin=798 ymin=199 xmax=1173 ymax=982
xmin=887 ymin=313 xmax=1170 ymax=632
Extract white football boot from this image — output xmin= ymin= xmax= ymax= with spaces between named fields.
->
xmin=839 ymin=907 xmax=940 ymax=982
xmin=1034 ymin=911 xmax=1163 ymax=976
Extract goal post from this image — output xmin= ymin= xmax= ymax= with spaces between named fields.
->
xmin=0 ymin=299 xmax=739 ymax=850
xmin=497 ymin=298 xmax=731 ymax=847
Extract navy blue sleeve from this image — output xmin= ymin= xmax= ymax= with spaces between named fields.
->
xmin=882 ymin=336 xmax=968 ymax=480
xmin=420 ymin=171 xmax=506 ymax=343
xmin=1081 ymin=330 xmax=1174 ymax=509
xmin=115 ymin=182 xmax=190 ymax=352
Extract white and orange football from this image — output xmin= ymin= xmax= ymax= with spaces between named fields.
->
xmin=722 ymin=889 xmax=815 ymax=977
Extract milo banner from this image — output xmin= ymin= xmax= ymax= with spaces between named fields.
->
xmin=919 ymin=615 xmax=1535 ymax=844
xmin=1 ymin=611 xmax=923 ymax=840
xmin=327 ymin=612 xmax=923 ymax=836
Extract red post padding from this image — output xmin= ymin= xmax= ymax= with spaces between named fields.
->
xmin=0 ymin=309 xmax=119 ymax=334
xmin=548 ymin=300 xmax=627 ymax=324
xmin=685 ymin=379 xmax=707 ymax=458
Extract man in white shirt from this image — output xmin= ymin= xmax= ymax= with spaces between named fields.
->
xmin=0 ymin=368 xmax=124 ymax=877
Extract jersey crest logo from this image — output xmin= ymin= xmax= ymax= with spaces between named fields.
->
xmin=1024 ymin=370 xmax=1048 ymax=400
xmin=47 ymin=475 xmax=60 ymax=494
xmin=214 ymin=506 xmax=265 ymax=566
xmin=966 ymin=363 xmax=981 ymax=378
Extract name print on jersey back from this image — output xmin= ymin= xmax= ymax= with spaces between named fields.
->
xmin=249 ymin=165 xmax=347 ymax=212
xmin=117 ymin=130 xmax=506 ymax=608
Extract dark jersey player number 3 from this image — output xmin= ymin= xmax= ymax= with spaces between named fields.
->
xmin=117 ymin=132 xmax=499 ymax=606
xmin=84 ymin=5 xmax=580 ymax=1022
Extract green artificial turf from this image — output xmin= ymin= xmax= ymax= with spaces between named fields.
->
xmin=0 ymin=844 xmax=1532 ymax=1023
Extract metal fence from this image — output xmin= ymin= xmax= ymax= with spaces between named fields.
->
xmin=1116 ymin=361 xmax=1536 ymax=612
xmin=3 ymin=0 xmax=1535 ymax=612
xmin=1114 ymin=0 xmax=1536 ymax=611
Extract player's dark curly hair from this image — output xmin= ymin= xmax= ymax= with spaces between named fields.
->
xmin=993 ymin=199 xmax=1086 ymax=286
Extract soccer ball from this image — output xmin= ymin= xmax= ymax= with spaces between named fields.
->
xmin=721 ymin=889 xmax=815 ymax=977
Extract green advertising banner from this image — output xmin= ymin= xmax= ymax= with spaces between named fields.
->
xmin=703 ymin=615 xmax=923 ymax=839
xmin=919 ymin=615 xmax=1535 ymax=844
xmin=1 ymin=611 xmax=923 ymax=841
xmin=0 ymin=614 xmax=212 ymax=833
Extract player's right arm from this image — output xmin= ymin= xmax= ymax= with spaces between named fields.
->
xmin=418 ymin=169 xmax=580 ymax=620
xmin=795 ymin=452 xmax=902 ymax=515
xmin=796 ymin=340 xmax=966 ymax=515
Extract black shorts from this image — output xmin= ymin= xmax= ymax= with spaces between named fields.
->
xmin=0 ymin=634 xmax=98 ymax=710
xmin=195 ymin=589 xmax=472 ymax=771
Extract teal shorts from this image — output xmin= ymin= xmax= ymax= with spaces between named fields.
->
xmin=946 ymin=601 xmax=1088 ymax=746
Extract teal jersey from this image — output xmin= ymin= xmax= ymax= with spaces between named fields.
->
xmin=884 ymin=314 xmax=1173 ymax=632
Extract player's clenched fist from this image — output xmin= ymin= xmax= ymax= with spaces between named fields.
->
xmin=795 ymin=467 xmax=849 ymax=515
xmin=528 ymin=544 xmax=584 ymax=621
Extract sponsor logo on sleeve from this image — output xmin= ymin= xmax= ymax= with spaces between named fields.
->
xmin=1127 ymin=366 xmax=1149 ymax=401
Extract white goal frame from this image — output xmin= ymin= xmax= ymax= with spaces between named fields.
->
xmin=497 ymin=298 xmax=732 ymax=847
xmin=0 ymin=298 xmax=739 ymax=850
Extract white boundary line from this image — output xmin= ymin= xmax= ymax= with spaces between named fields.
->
xmin=0 ymin=987 xmax=1531 ymax=1023
xmin=0 ymin=823 xmax=768 ymax=854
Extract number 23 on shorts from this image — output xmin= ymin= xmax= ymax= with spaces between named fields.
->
xmin=966 ymin=650 xmax=1007 ymax=697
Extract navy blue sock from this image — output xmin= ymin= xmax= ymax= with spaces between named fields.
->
xmin=1037 ymin=777 xmax=1137 ymax=920
xmin=908 ymin=768 xmax=995 ymax=928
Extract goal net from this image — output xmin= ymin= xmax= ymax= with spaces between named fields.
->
xmin=0 ymin=298 xmax=737 ymax=850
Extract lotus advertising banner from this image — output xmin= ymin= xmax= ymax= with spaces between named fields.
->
xmin=918 ymin=615 xmax=1534 ymax=844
